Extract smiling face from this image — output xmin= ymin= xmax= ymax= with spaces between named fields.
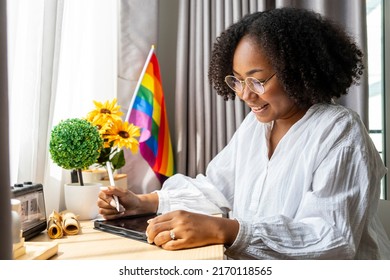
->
xmin=232 ymin=36 xmax=307 ymax=125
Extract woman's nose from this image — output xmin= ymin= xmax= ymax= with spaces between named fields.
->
xmin=240 ymin=84 xmax=256 ymax=101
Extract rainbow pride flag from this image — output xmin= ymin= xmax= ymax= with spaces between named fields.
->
xmin=126 ymin=45 xmax=175 ymax=183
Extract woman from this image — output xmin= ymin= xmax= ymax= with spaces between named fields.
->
xmin=98 ymin=7 xmax=390 ymax=259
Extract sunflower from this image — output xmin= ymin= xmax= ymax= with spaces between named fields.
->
xmin=86 ymin=98 xmax=123 ymax=124
xmin=105 ymin=120 xmax=141 ymax=153
xmin=89 ymin=116 xmax=112 ymax=139
xmin=85 ymin=98 xmax=141 ymax=171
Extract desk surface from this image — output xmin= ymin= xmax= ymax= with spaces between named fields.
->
xmin=29 ymin=220 xmax=225 ymax=260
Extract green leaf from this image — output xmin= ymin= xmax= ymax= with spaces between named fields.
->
xmin=111 ymin=149 xmax=125 ymax=170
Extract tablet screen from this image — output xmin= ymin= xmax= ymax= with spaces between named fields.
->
xmin=94 ymin=213 xmax=157 ymax=242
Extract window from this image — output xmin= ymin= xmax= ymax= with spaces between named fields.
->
xmin=367 ymin=0 xmax=388 ymax=199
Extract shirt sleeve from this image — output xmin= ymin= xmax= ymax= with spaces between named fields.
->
xmin=225 ymin=144 xmax=386 ymax=259
xmin=155 ymin=124 xmax=241 ymax=216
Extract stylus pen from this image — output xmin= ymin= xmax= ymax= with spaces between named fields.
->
xmin=106 ymin=162 xmax=121 ymax=212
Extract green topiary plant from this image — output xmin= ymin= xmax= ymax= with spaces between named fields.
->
xmin=49 ymin=118 xmax=103 ymax=186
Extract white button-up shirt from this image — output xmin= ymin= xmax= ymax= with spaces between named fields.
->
xmin=156 ymin=103 xmax=390 ymax=259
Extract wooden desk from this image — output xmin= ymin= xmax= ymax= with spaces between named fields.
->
xmin=27 ymin=220 xmax=225 ymax=260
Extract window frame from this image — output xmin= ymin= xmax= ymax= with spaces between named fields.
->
xmin=384 ymin=0 xmax=390 ymax=199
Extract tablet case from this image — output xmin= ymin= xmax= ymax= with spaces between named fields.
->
xmin=93 ymin=213 xmax=157 ymax=242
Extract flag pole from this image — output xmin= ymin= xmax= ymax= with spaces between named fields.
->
xmin=125 ymin=45 xmax=155 ymax=121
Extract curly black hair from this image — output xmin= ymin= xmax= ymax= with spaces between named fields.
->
xmin=208 ymin=7 xmax=364 ymax=108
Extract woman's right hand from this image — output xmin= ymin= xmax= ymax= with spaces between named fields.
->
xmin=97 ymin=187 xmax=159 ymax=220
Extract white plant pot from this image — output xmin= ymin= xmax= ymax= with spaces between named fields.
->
xmin=64 ymin=183 xmax=102 ymax=220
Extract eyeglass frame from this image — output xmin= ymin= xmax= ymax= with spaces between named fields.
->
xmin=224 ymin=72 xmax=276 ymax=95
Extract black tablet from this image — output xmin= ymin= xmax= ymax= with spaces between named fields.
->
xmin=93 ymin=213 xmax=157 ymax=242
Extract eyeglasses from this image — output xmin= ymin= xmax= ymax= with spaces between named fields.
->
xmin=224 ymin=73 xmax=276 ymax=95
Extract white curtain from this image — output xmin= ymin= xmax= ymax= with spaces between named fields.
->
xmin=7 ymin=0 xmax=45 ymax=185
xmin=174 ymin=0 xmax=368 ymax=177
xmin=8 ymin=0 xmax=118 ymax=215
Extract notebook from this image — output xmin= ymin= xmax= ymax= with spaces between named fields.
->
xmin=93 ymin=213 xmax=157 ymax=242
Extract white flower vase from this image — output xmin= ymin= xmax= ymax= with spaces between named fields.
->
xmin=82 ymin=168 xmax=128 ymax=191
xmin=64 ymin=183 xmax=102 ymax=220
xmin=82 ymin=169 xmax=107 ymax=183
xmin=100 ymin=173 xmax=128 ymax=191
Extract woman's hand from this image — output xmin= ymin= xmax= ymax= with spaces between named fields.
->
xmin=146 ymin=210 xmax=239 ymax=250
xmin=97 ymin=187 xmax=158 ymax=220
